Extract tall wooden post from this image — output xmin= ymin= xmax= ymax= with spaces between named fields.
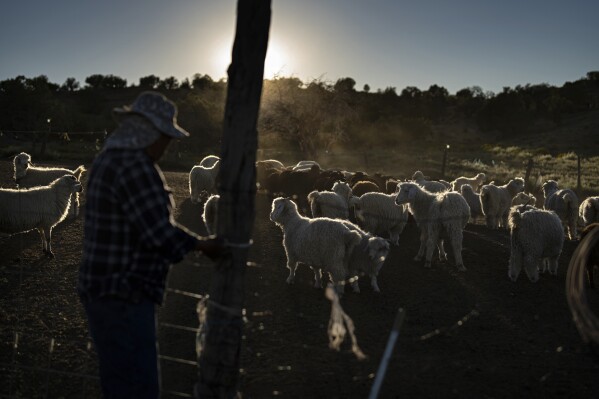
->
xmin=524 ymin=158 xmax=534 ymax=193
xmin=577 ymin=154 xmax=582 ymax=193
xmin=441 ymin=144 xmax=449 ymax=179
xmin=196 ymin=1 xmax=271 ymax=398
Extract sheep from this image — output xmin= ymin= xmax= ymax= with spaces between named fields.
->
xmin=339 ymin=220 xmax=390 ymax=293
xmin=579 ymin=222 xmax=599 ymax=289
xmin=0 ymin=175 xmax=83 ymax=258
xmin=542 ymin=180 xmax=579 ymax=240
xmin=479 ymin=178 xmax=525 ymax=229
xmin=202 ymin=194 xmax=220 ymax=235
xmin=270 ymin=197 xmax=361 ymax=294
xmin=292 ymin=160 xmax=321 ymax=171
xmin=411 ymin=171 xmax=448 ymax=193
xmin=511 ymin=192 xmax=537 ymax=207
xmin=199 ymin=154 xmax=220 ymax=168
xmin=460 ymin=184 xmax=484 ymax=221
xmin=313 ymin=169 xmax=346 ymax=192
xmin=579 ymin=196 xmax=599 ymax=227
xmin=13 ymin=152 xmax=86 ymax=218
xmin=263 ymin=165 xmax=321 ymax=213
xmin=307 ymin=181 xmax=352 ymax=219
xmin=451 ymin=173 xmax=486 ymax=192
xmin=507 ymin=205 xmax=564 ymax=283
xmin=351 ymin=180 xmax=381 ymax=197
xmin=189 ymin=160 xmax=220 ymax=204
xmin=257 ymin=159 xmax=285 ymax=171
xmin=395 ymin=182 xmax=471 ymax=271
xmin=349 ymin=192 xmax=408 ymax=246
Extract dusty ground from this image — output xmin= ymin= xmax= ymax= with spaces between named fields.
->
xmin=1 ymin=158 xmax=599 ymax=399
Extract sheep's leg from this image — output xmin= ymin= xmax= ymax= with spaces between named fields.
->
xmin=370 ymin=274 xmax=380 ymax=292
xmin=485 ymin=214 xmax=496 ymax=229
xmin=351 ymin=277 xmax=360 ymax=293
xmin=547 ymin=256 xmax=559 ymax=276
xmin=414 ymin=228 xmax=426 ymax=261
xmin=448 ymin=229 xmax=466 ymax=272
xmin=286 ymin=258 xmax=298 ymax=284
xmin=568 ymin=221 xmax=577 ymax=241
xmin=424 ymin=227 xmax=439 ymax=268
xmin=46 ymin=227 xmax=54 ymax=258
xmin=437 ymin=239 xmax=447 ymax=262
xmin=539 ymin=258 xmax=548 ymax=274
xmin=388 ymin=230 xmax=399 ymax=246
xmin=312 ymin=267 xmax=323 ymax=288
xmin=38 ymin=228 xmax=47 ymax=254
xmin=330 ymin=267 xmax=346 ymax=296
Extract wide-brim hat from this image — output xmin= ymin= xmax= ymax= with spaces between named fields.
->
xmin=112 ymin=91 xmax=189 ymax=138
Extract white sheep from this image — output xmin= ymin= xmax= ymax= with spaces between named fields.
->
xmin=460 ymin=184 xmax=483 ymax=221
xmin=579 ymin=196 xmax=599 ymax=227
xmin=189 ymin=160 xmax=220 ymax=204
xmin=511 ymin=192 xmax=537 ymax=207
xmin=451 ymin=173 xmax=486 ymax=192
xmin=542 ymin=180 xmax=579 ymax=240
xmin=307 ymin=181 xmax=352 ymax=219
xmin=507 ymin=205 xmax=564 ymax=282
xmin=257 ymin=159 xmax=285 ymax=170
xmin=292 ymin=160 xmax=321 ymax=171
xmin=269 ymin=197 xmax=361 ymax=294
xmin=339 ymin=220 xmax=390 ymax=293
xmin=202 ymin=194 xmax=220 ymax=235
xmin=13 ymin=152 xmax=86 ymax=218
xmin=395 ymin=182 xmax=471 ymax=271
xmin=348 ymin=192 xmax=408 ymax=246
xmin=479 ymin=178 xmax=525 ymax=229
xmin=0 ymin=175 xmax=83 ymax=258
xmin=199 ymin=154 xmax=220 ymax=168
xmin=411 ymin=171 xmax=448 ymax=193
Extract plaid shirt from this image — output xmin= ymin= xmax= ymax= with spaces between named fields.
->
xmin=78 ymin=148 xmax=198 ymax=304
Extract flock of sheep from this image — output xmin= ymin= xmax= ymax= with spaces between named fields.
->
xmin=190 ymin=155 xmax=599 ymax=291
xmin=1 ymin=150 xmax=597 ymax=290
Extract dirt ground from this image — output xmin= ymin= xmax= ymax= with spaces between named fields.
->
xmin=1 ymin=158 xmax=599 ymax=399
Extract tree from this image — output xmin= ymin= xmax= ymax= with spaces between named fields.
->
xmin=158 ymin=76 xmax=179 ymax=90
xmin=363 ymin=84 xmax=370 ymax=93
xmin=85 ymin=74 xmax=105 ymax=89
xmin=180 ymin=78 xmax=191 ymax=89
xmin=192 ymin=73 xmax=214 ymax=90
xmin=103 ymin=74 xmax=127 ymax=89
xmin=61 ymin=77 xmax=80 ymax=92
xmin=196 ymin=1 xmax=271 ymax=397
xmin=139 ymin=75 xmax=160 ymax=89
xmin=333 ymin=77 xmax=356 ymax=93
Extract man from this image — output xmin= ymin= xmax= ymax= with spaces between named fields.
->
xmin=78 ymin=91 xmax=224 ymax=398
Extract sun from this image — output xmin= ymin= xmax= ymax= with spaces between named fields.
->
xmin=263 ymin=40 xmax=288 ymax=78
xmin=211 ymin=39 xmax=288 ymax=79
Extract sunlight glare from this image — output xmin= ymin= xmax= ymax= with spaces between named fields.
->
xmin=211 ymin=39 xmax=288 ymax=79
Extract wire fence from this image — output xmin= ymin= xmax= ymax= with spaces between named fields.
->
xmin=1 ymin=144 xmax=598 ymax=397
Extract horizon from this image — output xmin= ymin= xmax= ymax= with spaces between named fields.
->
xmin=1 ymin=0 xmax=598 ymax=95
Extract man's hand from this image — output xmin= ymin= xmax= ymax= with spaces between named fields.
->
xmin=196 ymin=236 xmax=227 ymax=261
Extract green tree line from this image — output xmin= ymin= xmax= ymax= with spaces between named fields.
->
xmin=1 ymin=72 xmax=598 ymax=158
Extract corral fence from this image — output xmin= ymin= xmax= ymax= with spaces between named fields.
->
xmin=0 ymin=252 xmax=211 ymax=398
xmin=2 ymin=139 xmax=599 ymax=397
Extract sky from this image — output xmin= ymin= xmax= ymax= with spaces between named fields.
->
xmin=0 ymin=0 xmax=598 ymax=94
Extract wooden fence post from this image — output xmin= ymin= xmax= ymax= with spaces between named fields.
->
xmin=577 ymin=154 xmax=582 ymax=193
xmin=441 ymin=144 xmax=449 ymax=179
xmin=196 ymin=1 xmax=271 ymax=398
xmin=524 ymin=158 xmax=534 ymax=193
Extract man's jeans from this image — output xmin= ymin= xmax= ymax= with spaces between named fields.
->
xmin=84 ymin=297 xmax=159 ymax=399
